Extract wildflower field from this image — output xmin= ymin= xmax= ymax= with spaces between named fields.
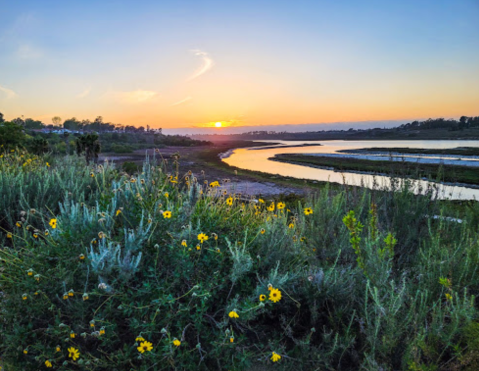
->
xmin=1 ymin=150 xmax=479 ymax=370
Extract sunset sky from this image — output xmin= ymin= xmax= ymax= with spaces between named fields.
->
xmin=0 ymin=0 xmax=478 ymax=131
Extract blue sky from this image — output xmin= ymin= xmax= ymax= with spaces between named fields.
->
xmin=0 ymin=0 xmax=478 ymax=130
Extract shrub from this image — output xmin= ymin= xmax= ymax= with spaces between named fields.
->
xmin=0 ymin=154 xmax=478 ymax=370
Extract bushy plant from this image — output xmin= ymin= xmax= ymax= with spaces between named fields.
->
xmin=1 ymin=153 xmax=478 ymax=370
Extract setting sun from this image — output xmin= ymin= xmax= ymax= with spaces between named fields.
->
xmin=215 ymin=122 xmax=222 ymax=128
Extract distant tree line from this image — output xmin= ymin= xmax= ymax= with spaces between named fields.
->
xmin=0 ymin=112 xmax=210 ymax=155
xmin=3 ymin=114 xmax=162 ymax=133
xmin=399 ymin=116 xmax=479 ymax=131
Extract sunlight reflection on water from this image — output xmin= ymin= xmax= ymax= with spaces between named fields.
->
xmin=223 ymin=140 xmax=479 ymax=200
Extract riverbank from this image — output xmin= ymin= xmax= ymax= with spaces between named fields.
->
xmin=100 ymin=141 xmax=317 ymax=197
xmin=271 ymin=153 xmax=479 ymax=186
xmin=341 ymin=146 xmax=479 ymax=157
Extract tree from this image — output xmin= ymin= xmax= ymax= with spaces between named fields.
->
xmin=11 ymin=117 xmax=25 ymax=126
xmin=76 ymin=133 xmax=101 ymax=163
xmin=52 ymin=116 xmax=62 ymax=126
xmin=24 ymin=118 xmax=45 ymax=129
xmin=29 ymin=137 xmax=49 ymax=154
xmin=63 ymin=117 xmax=81 ymax=131
xmin=63 ymin=132 xmax=71 ymax=155
xmin=0 ymin=121 xmax=26 ymax=148
xmin=0 ymin=112 xmax=4 ymax=123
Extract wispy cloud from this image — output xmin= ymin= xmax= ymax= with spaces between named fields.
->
xmin=171 ymin=96 xmax=193 ymax=106
xmin=77 ymin=87 xmax=91 ymax=98
xmin=105 ymin=89 xmax=160 ymax=104
xmin=0 ymin=85 xmax=18 ymax=99
xmin=16 ymin=44 xmax=43 ymax=59
xmin=187 ymin=50 xmax=214 ymax=81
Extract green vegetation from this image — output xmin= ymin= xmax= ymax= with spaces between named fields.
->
xmin=348 ymin=147 xmax=479 ymax=156
xmin=0 ymin=112 xmax=211 ymax=156
xmin=2 ymin=149 xmax=479 ymax=370
xmin=272 ymin=154 xmax=479 ymax=185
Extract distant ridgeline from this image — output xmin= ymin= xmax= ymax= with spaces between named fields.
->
xmin=0 ymin=113 xmax=211 ymax=154
xmin=191 ymin=116 xmax=479 ymax=141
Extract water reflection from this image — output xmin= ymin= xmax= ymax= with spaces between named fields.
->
xmin=223 ymin=140 xmax=479 ymax=200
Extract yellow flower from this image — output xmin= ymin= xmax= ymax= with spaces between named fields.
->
xmin=271 ymin=351 xmax=281 ymax=362
xmin=79 ymin=254 xmax=85 ymax=260
xmin=137 ymin=341 xmax=153 ymax=353
xmin=258 ymin=198 xmax=265 ymax=203
xmin=288 ymin=223 xmax=294 ymax=229
xmin=83 ymin=293 xmax=89 ymax=301
xmin=230 ymin=337 xmax=234 ymax=343
xmin=116 ymin=209 xmax=122 ymax=216
xmin=45 ymin=230 xmax=49 ymax=236
xmin=23 ymin=349 xmax=28 ymax=354
xmin=226 ymin=197 xmax=233 ymax=206
xmin=210 ymin=181 xmax=220 ymax=187
xmin=228 ymin=311 xmax=239 ymax=318
xmin=6 ymin=232 xmax=12 ymax=239
xmin=267 ymin=203 xmax=275 ymax=212
xmin=259 ymin=294 xmax=266 ymax=301
xmin=33 ymin=233 xmax=38 ymax=238
xmin=16 ymin=221 xmax=22 ymax=228
xmin=196 ymin=245 xmax=201 ymax=251
xmin=45 ymin=360 xmax=53 ymax=368
xmin=99 ymin=327 xmax=105 ymax=335
xmin=197 ymin=233 xmax=209 ymax=243
xmin=260 ymin=228 xmax=266 ymax=234
xmin=90 ymin=172 xmax=95 ymax=178
xmin=164 ymin=192 xmax=169 ymax=198
xmin=70 ymin=332 xmax=76 ymax=338
xmin=22 ymin=294 xmax=28 ymax=300
xmin=181 ymin=240 xmax=187 ymax=247
xmin=49 ymin=218 xmax=57 ymax=229
xmin=277 ymin=202 xmax=285 ymax=210
xmin=56 ymin=346 xmax=61 ymax=352
xmin=46 ymin=162 xmax=50 ymax=167
xmin=27 ymin=269 xmax=33 ymax=276
xmin=445 ymin=293 xmax=452 ymax=301
xmin=68 ymin=347 xmax=80 ymax=361
xmin=300 ymin=237 xmax=306 ymax=242
xmin=63 ymin=294 xmax=69 ymax=300
xmin=173 ymin=339 xmax=181 ymax=347
xmin=304 ymin=207 xmax=313 ymax=215
xmin=136 ymin=336 xmax=145 ymax=342
xmin=163 ymin=211 xmax=172 ymax=219
xmin=130 ymin=177 xmax=137 ymax=183
xmin=269 ymin=288 xmax=282 ymax=303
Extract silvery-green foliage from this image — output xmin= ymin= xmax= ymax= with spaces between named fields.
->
xmin=0 ymin=156 xmax=97 ymax=243
xmin=227 ymin=235 xmax=253 ymax=283
xmin=56 ymin=197 xmax=117 ymax=236
xmin=259 ymin=262 xmax=298 ymax=289
xmin=89 ymin=214 xmax=151 ymax=280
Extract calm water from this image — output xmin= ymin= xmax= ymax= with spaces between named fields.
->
xmin=222 ymin=140 xmax=479 ymax=200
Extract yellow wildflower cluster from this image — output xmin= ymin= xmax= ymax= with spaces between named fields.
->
xmin=259 ymin=285 xmax=282 ymax=303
